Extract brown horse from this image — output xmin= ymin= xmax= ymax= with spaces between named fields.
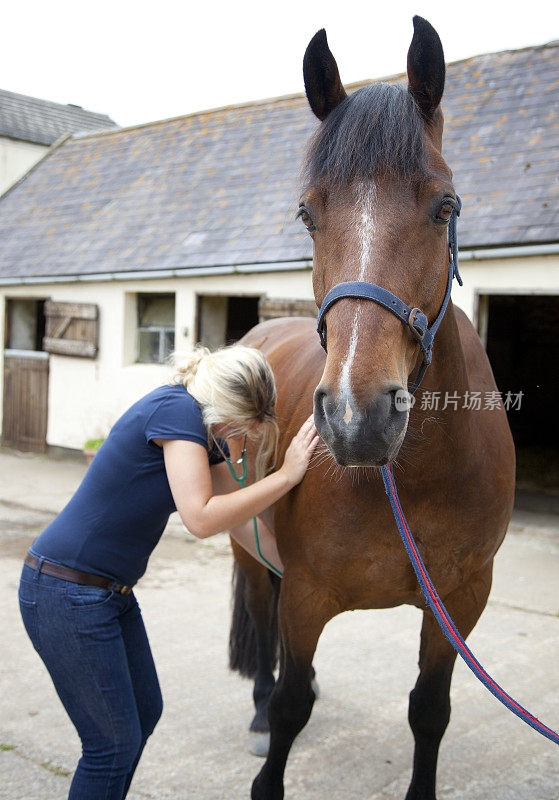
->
xmin=229 ymin=16 xmax=515 ymax=800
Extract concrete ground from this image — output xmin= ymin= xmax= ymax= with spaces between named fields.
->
xmin=0 ymin=448 xmax=558 ymax=800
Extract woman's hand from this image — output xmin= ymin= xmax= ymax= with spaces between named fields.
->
xmin=163 ymin=416 xmax=318 ymax=540
xmin=279 ymin=415 xmax=319 ymax=487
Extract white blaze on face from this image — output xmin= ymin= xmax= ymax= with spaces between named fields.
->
xmin=357 ymin=182 xmax=376 ymax=281
xmin=339 ymin=183 xmax=376 ymax=422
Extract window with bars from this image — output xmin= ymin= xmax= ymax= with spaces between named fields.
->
xmin=137 ymin=293 xmax=175 ymax=363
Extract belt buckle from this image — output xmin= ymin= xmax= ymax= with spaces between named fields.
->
xmin=119 ymin=585 xmax=132 ymax=596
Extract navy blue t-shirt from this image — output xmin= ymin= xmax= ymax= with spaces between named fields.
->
xmin=31 ymin=384 xmax=226 ymax=585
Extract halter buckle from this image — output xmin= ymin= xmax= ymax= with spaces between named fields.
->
xmin=408 ymin=308 xmax=427 ymax=342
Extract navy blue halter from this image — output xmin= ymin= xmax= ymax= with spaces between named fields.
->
xmin=316 ymin=197 xmax=462 ymax=394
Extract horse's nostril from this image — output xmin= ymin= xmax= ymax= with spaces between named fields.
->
xmin=313 ymin=387 xmax=327 ymax=422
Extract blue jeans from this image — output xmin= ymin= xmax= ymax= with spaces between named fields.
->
xmin=18 ymin=562 xmax=163 ymax=800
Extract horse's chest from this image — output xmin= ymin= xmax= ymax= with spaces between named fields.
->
xmin=304 ymin=510 xmax=483 ymax=611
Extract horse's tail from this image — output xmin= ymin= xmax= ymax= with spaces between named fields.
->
xmin=229 ymin=560 xmax=280 ymax=678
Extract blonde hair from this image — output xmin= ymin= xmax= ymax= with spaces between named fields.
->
xmin=170 ymin=345 xmax=278 ymax=479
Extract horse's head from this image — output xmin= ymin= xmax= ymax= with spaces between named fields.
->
xmin=301 ymin=16 xmax=458 ymax=467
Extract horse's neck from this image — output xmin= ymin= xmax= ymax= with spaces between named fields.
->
xmin=411 ymin=301 xmax=474 ymax=451
xmin=401 ymin=303 xmax=474 ymax=476
xmin=429 ymin=301 xmax=470 ymax=395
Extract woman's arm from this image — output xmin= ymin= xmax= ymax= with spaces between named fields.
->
xmin=162 ymin=417 xmax=317 ymax=540
xmin=211 ymin=460 xmax=283 ymax=573
xmin=228 ymin=517 xmax=283 ymax=574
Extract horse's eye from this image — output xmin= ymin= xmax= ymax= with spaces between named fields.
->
xmin=296 ymin=206 xmax=316 ymax=232
xmin=435 ymin=199 xmax=456 ymax=224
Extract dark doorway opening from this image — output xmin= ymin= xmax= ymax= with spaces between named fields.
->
xmin=225 ymin=296 xmax=260 ymax=344
xmin=4 ymin=298 xmax=47 ymax=351
xmin=197 ymin=295 xmax=260 ymax=349
xmin=485 ymin=294 xmax=559 ymax=493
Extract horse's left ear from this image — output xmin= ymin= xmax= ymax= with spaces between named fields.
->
xmin=407 ymin=16 xmax=445 ymax=121
xmin=303 ymin=29 xmax=347 ymax=121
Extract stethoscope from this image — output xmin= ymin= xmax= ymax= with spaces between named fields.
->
xmin=216 ymin=435 xmax=283 ymax=579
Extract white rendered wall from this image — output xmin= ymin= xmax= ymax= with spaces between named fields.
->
xmin=1 ymin=255 xmax=557 ymax=450
xmin=0 ymin=269 xmax=315 ymax=450
xmin=0 ymin=137 xmax=47 ymax=195
xmin=452 ymin=253 xmax=559 ymax=329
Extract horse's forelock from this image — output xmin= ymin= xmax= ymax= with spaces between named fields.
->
xmin=304 ymin=82 xmax=427 ymax=189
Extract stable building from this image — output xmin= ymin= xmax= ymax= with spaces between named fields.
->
xmin=0 ymin=88 xmax=117 ymax=195
xmin=0 ymin=42 xmax=557 ymax=491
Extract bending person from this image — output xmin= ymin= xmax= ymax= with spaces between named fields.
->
xmin=19 ymin=344 xmax=318 ymax=800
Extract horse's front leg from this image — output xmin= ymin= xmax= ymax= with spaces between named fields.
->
xmin=251 ymin=573 xmax=339 ymax=800
xmin=406 ymin=563 xmax=494 ymax=800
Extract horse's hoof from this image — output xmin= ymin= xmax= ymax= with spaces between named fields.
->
xmin=249 ymin=731 xmax=270 ymax=757
xmin=311 ymin=677 xmax=320 ymax=699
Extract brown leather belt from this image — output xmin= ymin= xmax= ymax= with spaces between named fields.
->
xmin=24 ymin=552 xmax=134 ymax=595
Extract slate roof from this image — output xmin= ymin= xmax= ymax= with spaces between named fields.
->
xmin=0 ymin=41 xmax=557 ymax=282
xmin=441 ymin=43 xmax=559 ymax=248
xmin=0 ymin=89 xmax=117 ymax=146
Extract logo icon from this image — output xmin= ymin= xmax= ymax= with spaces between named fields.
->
xmin=394 ymin=389 xmax=415 ymax=412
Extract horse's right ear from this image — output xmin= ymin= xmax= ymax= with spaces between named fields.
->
xmin=303 ymin=29 xmax=347 ymax=121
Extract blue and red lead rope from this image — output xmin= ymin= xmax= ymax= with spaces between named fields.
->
xmin=381 ymin=462 xmax=559 ymax=746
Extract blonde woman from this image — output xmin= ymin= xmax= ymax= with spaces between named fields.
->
xmin=19 ymin=345 xmax=318 ymax=800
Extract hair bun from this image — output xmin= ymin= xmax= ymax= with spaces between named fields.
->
xmin=170 ymin=347 xmax=210 ymax=385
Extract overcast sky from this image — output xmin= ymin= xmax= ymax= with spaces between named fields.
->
xmin=3 ymin=0 xmax=558 ymax=128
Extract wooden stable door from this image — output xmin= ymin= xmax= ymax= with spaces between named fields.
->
xmin=2 ymin=350 xmax=49 ymax=452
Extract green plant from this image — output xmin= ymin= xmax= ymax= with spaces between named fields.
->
xmin=83 ymin=438 xmax=105 ymax=451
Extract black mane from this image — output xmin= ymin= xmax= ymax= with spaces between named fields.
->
xmin=304 ymin=82 xmax=427 ymax=187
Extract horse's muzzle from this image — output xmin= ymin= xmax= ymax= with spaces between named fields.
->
xmin=313 ymin=385 xmax=409 ymax=466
